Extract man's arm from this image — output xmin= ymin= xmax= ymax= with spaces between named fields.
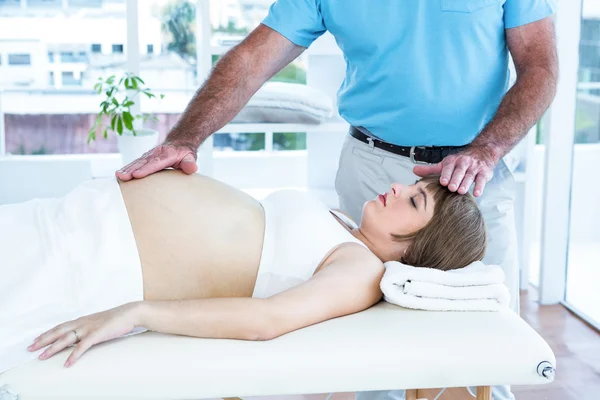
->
xmin=414 ymin=16 xmax=558 ymax=197
xmin=117 ymin=24 xmax=305 ymax=181
xmin=470 ymin=17 xmax=559 ymax=164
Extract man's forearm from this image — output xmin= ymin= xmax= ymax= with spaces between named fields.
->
xmin=165 ymin=47 xmax=264 ymax=149
xmin=470 ymin=65 xmax=558 ymax=162
xmin=165 ymin=25 xmax=303 ymax=150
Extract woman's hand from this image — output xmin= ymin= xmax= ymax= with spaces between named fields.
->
xmin=27 ymin=302 xmax=142 ymax=368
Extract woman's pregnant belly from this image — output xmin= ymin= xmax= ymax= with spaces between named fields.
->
xmin=118 ymin=170 xmax=265 ymax=301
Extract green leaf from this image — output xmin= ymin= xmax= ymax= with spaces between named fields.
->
xmin=106 ymin=75 xmax=116 ymax=85
xmin=123 ymin=100 xmax=135 ymax=107
xmin=123 ymin=112 xmax=134 ymax=130
xmin=87 ymin=128 xmax=96 ymax=144
xmin=116 ymin=116 xmax=123 ymax=135
xmin=112 ymin=98 xmax=119 ymax=107
xmin=111 ymin=115 xmax=117 ymax=131
xmin=160 ymin=94 xmax=165 ymax=99
xmin=131 ymin=78 xmax=139 ymax=90
xmin=124 ymin=77 xmax=133 ymax=90
xmin=103 ymin=127 xmax=108 ymax=139
xmin=144 ymin=91 xmax=155 ymax=99
xmin=133 ymin=76 xmax=145 ymax=85
xmin=93 ymin=83 xmax=102 ymax=93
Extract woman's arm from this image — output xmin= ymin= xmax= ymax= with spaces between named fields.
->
xmin=29 ymin=244 xmax=384 ymax=367
xmin=137 ymin=243 xmax=384 ymax=341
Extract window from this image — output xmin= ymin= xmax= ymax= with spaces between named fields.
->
xmin=69 ymin=0 xmax=102 ymax=7
xmin=274 ymin=132 xmax=306 ymax=151
xmin=2 ymin=0 xmax=128 ymax=156
xmin=61 ymin=71 xmax=82 ymax=86
xmin=112 ymin=44 xmax=124 ymax=54
xmin=60 ymin=51 xmax=74 ymax=62
xmin=564 ymin=1 xmax=600 ymax=327
xmin=146 ymin=44 xmax=154 ymax=54
xmin=214 ymin=133 xmax=265 ymax=151
xmin=0 ymin=0 xmax=21 ymax=7
xmin=27 ymin=0 xmax=62 ymax=7
xmin=8 ymin=54 xmax=31 ymax=66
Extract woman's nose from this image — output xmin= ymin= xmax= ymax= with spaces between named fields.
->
xmin=390 ymin=183 xmax=405 ymax=195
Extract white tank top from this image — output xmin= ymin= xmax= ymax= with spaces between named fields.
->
xmin=252 ymin=190 xmax=370 ymax=298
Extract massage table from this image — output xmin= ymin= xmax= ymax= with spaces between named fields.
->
xmin=0 ymin=302 xmax=555 ymax=400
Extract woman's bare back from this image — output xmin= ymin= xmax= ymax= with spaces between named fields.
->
xmin=118 ymin=170 xmax=265 ymax=301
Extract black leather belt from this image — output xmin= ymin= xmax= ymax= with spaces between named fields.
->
xmin=349 ymin=126 xmax=468 ymax=164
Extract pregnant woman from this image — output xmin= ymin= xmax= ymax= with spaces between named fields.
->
xmin=0 ymin=170 xmax=486 ymax=372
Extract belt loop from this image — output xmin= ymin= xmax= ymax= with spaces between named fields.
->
xmin=367 ymin=137 xmax=375 ymax=150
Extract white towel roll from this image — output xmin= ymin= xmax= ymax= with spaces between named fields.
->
xmin=380 ymin=260 xmax=511 ymax=312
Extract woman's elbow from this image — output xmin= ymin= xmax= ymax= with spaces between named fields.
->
xmin=247 ymin=316 xmax=284 ymax=341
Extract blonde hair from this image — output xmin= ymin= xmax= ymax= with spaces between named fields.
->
xmin=392 ymin=176 xmax=487 ymax=271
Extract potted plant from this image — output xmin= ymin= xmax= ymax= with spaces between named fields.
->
xmin=88 ymin=72 xmax=165 ymax=164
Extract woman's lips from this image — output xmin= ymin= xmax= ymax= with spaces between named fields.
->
xmin=378 ymin=193 xmax=387 ymax=206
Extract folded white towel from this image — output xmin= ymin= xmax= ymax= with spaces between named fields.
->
xmin=380 ymin=260 xmax=511 ymax=312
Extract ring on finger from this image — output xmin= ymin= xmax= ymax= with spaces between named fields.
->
xmin=72 ymin=329 xmax=81 ymax=344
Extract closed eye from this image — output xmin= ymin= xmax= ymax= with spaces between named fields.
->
xmin=410 ymin=197 xmax=417 ymax=209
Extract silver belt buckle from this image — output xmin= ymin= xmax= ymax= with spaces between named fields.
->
xmin=410 ymin=146 xmax=428 ymax=164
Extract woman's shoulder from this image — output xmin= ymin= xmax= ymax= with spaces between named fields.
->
xmin=316 ymin=241 xmax=383 ymax=276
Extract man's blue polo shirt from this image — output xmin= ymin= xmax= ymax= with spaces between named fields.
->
xmin=262 ymin=0 xmax=556 ymax=146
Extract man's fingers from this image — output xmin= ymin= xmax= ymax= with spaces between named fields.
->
xmin=115 ymin=156 xmax=150 ymax=181
xmin=473 ymin=174 xmax=489 ymax=197
xmin=130 ymin=153 xmax=174 ymax=179
xmin=178 ymin=153 xmax=199 ymax=175
xmin=458 ymin=169 xmax=477 ymax=195
xmin=439 ymin=158 xmax=457 ymax=187
xmin=413 ymin=163 xmax=442 ymax=177
xmin=447 ymin=157 xmax=470 ymax=191
xmin=115 ymin=144 xmax=199 ymax=180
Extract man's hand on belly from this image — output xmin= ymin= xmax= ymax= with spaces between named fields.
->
xmin=413 ymin=145 xmax=498 ymax=197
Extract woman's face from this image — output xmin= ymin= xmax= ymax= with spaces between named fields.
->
xmin=361 ymin=181 xmax=436 ymax=240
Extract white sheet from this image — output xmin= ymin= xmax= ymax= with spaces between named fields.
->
xmin=0 ymin=302 xmax=556 ymax=399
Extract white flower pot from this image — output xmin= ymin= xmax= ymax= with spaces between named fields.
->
xmin=116 ymin=128 xmax=159 ymax=166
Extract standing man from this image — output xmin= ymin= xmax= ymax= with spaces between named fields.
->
xmin=117 ymin=1 xmax=558 ymax=398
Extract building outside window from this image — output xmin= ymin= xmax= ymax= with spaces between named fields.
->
xmin=61 ymin=71 xmax=82 ymax=86
xmin=8 ymin=54 xmax=31 ymax=66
